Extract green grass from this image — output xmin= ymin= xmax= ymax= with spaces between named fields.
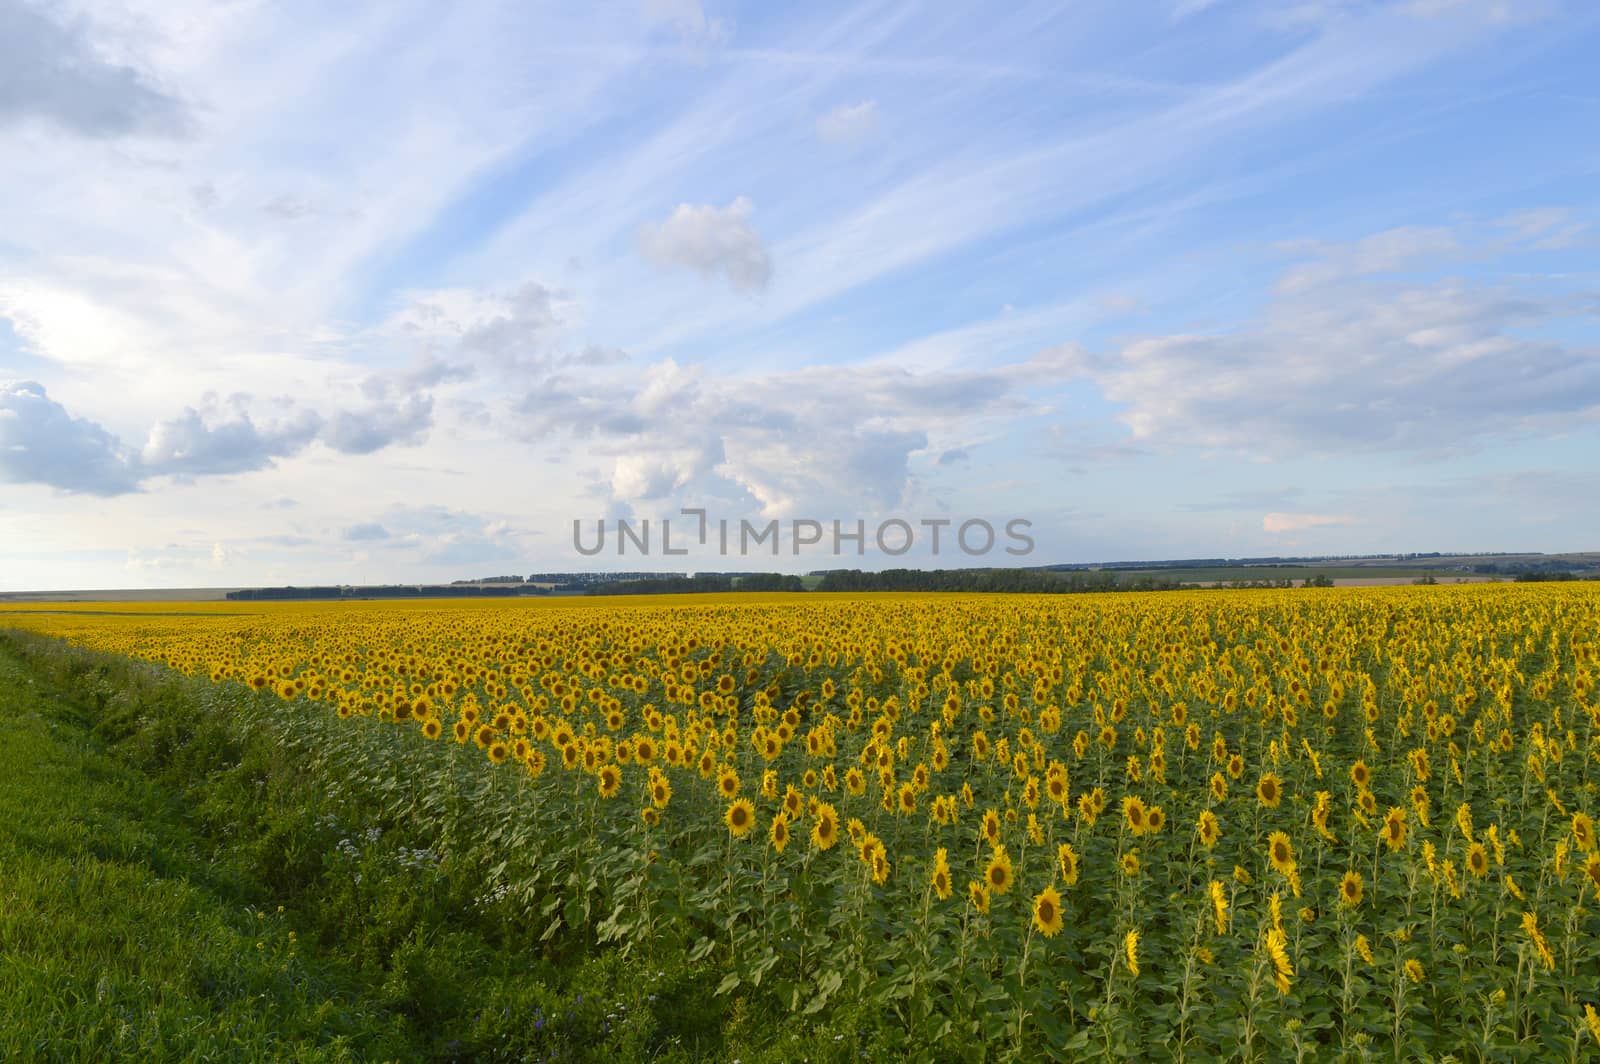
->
xmin=0 ymin=631 xmax=898 ymax=1063
xmin=0 ymin=639 xmax=413 ymax=1061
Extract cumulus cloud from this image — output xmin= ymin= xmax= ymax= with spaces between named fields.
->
xmin=457 ymin=281 xmax=565 ymax=369
xmin=816 ymin=100 xmax=880 ymax=145
xmin=361 ymin=355 xmax=475 ymax=400
xmin=2 ymin=380 xmax=438 ymax=495
xmin=323 ymin=396 xmax=433 ymax=455
xmin=141 ymin=406 xmax=323 ymax=477
xmin=0 ymin=0 xmax=187 ymax=137
xmin=0 ymin=379 xmax=138 ymax=494
xmin=511 ymin=351 xmax=1032 ymax=517
xmin=1051 ymin=226 xmax=1600 ymax=459
xmin=639 ymin=197 xmax=773 ymax=293
xmin=1262 ymin=512 xmax=1355 ymax=534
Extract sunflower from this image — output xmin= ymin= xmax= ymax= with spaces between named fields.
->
xmin=1350 ymin=759 xmax=1371 ymax=790
xmin=1256 ymin=772 xmax=1283 ymax=809
xmin=1355 ymin=934 xmax=1374 ymax=964
xmin=932 ymin=847 xmax=953 ymax=900
xmin=1456 ymin=802 xmax=1475 ymax=843
xmin=1198 ymin=809 xmax=1221 ymax=849
xmin=1208 ymin=880 xmax=1229 ymax=934
xmin=1403 ymin=958 xmax=1425 ymax=984
xmin=1123 ymin=795 xmax=1149 ymax=835
xmin=597 ymin=764 xmax=622 ymax=798
xmin=1339 ymin=869 xmax=1364 ymax=907
xmin=487 ymin=741 xmax=510 ymax=765
xmin=421 ymin=718 xmax=443 ymax=740
xmin=1267 ymin=831 xmax=1296 ymax=877
xmin=1210 ymin=772 xmax=1229 ymax=803
xmin=1382 ymin=806 xmax=1408 ymax=851
xmin=1146 ymin=806 xmax=1166 ymax=834
xmin=1121 ymin=852 xmax=1141 ymax=877
xmin=1573 ymin=812 xmax=1597 ymax=854
xmin=640 ymin=807 xmax=660 ymax=826
xmin=1312 ymin=790 xmax=1336 ymax=841
xmin=725 ymin=798 xmax=756 ymax=838
xmin=770 ymin=812 xmax=791 ymax=854
xmin=1033 ymin=886 xmax=1064 ymax=938
xmin=811 ymin=802 xmax=839 ymax=851
xmin=969 ymin=880 xmax=991 ymax=914
xmin=897 ymin=782 xmax=918 ymax=816
xmin=1466 ymin=842 xmax=1490 ymax=879
xmin=985 ymin=847 xmax=1015 ymax=896
xmin=1058 ymin=842 xmax=1080 ymax=886
xmin=981 ymin=808 xmax=1003 ymax=848
xmin=1124 ymin=929 xmax=1140 ymax=977
xmin=1519 ymin=910 xmax=1556 ymax=970
xmin=1227 ymin=753 xmax=1245 ymax=780
xmin=649 ymin=773 xmax=672 ymax=808
xmin=846 ymin=767 xmax=867 ymax=796
xmin=1265 ymin=928 xmax=1294 ymax=994
xmin=717 ymin=767 xmax=740 ymax=799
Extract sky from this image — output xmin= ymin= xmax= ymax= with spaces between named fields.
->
xmin=1 ymin=0 xmax=1598 ymax=590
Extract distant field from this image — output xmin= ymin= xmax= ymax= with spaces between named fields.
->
xmin=1098 ymin=566 xmax=1449 ymax=583
xmin=0 ymin=587 xmax=243 ymax=603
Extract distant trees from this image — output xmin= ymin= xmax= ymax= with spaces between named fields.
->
xmin=583 ymin=573 xmax=805 ymax=595
xmin=813 ymin=568 xmax=1186 ymax=594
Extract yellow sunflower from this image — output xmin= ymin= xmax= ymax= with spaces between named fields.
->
xmin=725 ymin=798 xmax=756 ymax=838
xmin=1033 ymin=886 xmax=1064 ymax=938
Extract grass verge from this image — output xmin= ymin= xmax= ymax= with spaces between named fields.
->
xmin=0 ymin=630 xmax=886 ymax=1063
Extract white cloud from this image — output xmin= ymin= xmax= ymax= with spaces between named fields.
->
xmin=0 ymin=379 xmax=139 ymax=494
xmin=1494 ymin=207 xmax=1588 ymax=250
xmin=644 ymin=0 xmax=728 ymax=47
xmin=141 ymin=405 xmax=323 ymax=477
xmin=0 ymin=0 xmax=188 ymax=138
xmin=816 ymin=100 xmax=880 ymax=144
xmin=638 ymin=197 xmax=773 ymax=292
xmin=1275 ymin=225 xmax=1460 ymax=294
xmin=323 ymin=397 xmax=433 ymax=456
xmin=1053 ymin=225 xmax=1600 ymax=459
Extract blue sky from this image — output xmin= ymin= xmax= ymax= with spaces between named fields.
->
xmin=1 ymin=0 xmax=1598 ymax=589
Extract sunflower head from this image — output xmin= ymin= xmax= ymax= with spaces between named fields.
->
xmin=725 ymin=798 xmax=756 ymax=838
xmin=1032 ymin=886 xmax=1064 ymax=938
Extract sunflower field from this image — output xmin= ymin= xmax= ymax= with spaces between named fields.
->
xmin=7 ymin=585 xmax=1600 ymax=1060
